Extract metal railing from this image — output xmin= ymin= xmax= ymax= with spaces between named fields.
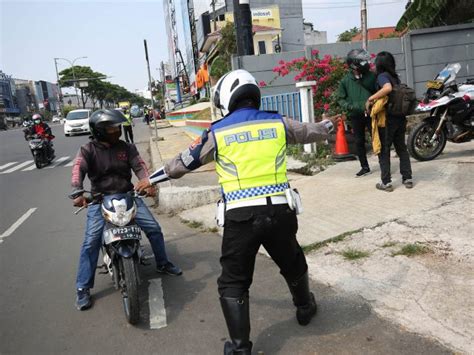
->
xmin=260 ymin=92 xmax=302 ymax=122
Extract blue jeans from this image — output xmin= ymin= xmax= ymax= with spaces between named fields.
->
xmin=76 ymin=198 xmax=169 ymax=289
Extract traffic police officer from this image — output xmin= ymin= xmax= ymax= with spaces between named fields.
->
xmin=122 ymin=107 xmax=134 ymax=143
xmin=136 ymin=69 xmax=339 ymax=354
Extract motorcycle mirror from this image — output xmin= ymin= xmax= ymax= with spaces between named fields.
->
xmin=68 ymin=189 xmax=85 ymax=199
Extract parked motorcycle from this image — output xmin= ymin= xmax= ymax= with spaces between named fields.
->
xmin=26 ymin=133 xmax=55 ymax=168
xmin=408 ymin=63 xmax=474 ymax=161
xmin=71 ymin=189 xmax=144 ymax=325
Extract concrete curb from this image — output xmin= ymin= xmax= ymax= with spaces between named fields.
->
xmin=149 ymin=136 xmax=221 ymax=213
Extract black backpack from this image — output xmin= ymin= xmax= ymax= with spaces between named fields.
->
xmin=386 ymin=82 xmax=417 ymax=116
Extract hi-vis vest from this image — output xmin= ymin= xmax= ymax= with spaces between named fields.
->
xmin=123 ymin=113 xmax=132 ymax=126
xmin=211 ymin=108 xmax=289 ymax=203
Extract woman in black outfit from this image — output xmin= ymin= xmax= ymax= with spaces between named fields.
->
xmin=366 ymin=51 xmax=413 ymax=192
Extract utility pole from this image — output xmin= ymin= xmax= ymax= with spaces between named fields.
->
xmin=53 ymin=58 xmax=63 ymax=116
xmin=161 ymin=61 xmax=166 ymax=112
xmin=361 ymin=0 xmax=368 ymax=50
xmin=211 ymin=0 xmax=217 ymax=31
xmin=233 ymin=0 xmax=254 ymax=56
xmin=143 ymin=39 xmax=158 ymax=139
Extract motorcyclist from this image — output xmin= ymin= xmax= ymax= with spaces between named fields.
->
xmin=70 ymin=109 xmax=182 ymax=311
xmin=135 ymin=69 xmax=340 ymax=354
xmin=337 ymin=49 xmax=377 ymax=177
xmin=24 ymin=113 xmax=55 ymax=159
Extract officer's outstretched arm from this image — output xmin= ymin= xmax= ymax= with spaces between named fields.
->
xmin=284 ymin=117 xmax=338 ymax=144
xmin=135 ymin=129 xmax=216 ymax=192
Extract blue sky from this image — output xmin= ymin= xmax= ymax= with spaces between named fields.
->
xmin=1 ymin=0 xmax=407 ymax=92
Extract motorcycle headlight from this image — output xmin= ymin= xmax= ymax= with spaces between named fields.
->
xmin=102 ymin=201 xmax=136 ymax=227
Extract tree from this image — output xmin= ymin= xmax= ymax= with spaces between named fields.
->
xmin=209 ymin=22 xmax=237 ymax=81
xmin=396 ymin=0 xmax=474 ymax=31
xmin=59 ymin=66 xmax=105 ymax=109
xmin=337 ymin=27 xmax=360 ymax=42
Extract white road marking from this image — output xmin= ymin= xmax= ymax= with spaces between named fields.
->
xmin=148 ymin=278 xmax=167 ymax=329
xmin=64 ymin=159 xmax=76 ymax=167
xmin=0 ymin=162 xmax=18 ymax=171
xmin=46 ymin=156 xmax=70 ymax=168
xmin=0 ymin=208 xmax=37 ymax=243
xmin=0 ymin=160 xmax=34 ymax=174
xmin=22 ymin=163 xmax=37 ymax=171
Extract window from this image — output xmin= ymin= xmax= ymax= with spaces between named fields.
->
xmin=258 ymin=41 xmax=266 ymax=55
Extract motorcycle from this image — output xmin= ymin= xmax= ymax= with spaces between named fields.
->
xmin=26 ymin=133 xmax=55 ymax=168
xmin=408 ymin=63 xmax=474 ymax=161
xmin=71 ymin=189 xmax=144 ymax=325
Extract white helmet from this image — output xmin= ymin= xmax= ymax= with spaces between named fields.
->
xmin=213 ymin=69 xmax=261 ymax=116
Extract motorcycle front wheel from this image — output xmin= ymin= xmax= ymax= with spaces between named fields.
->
xmin=33 ymin=151 xmax=42 ymax=169
xmin=120 ymin=257 xmax=140 ymax=325
xmin=408 ymin=119 xmax=447 ymax=161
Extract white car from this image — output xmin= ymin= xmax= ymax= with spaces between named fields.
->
xmin=64 ymin=109 xmax=92 ymax=136
xmin=52 ymin=115 xmax=62 ymax=123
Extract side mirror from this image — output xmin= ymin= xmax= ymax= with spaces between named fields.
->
xmin=68 ymin=189 xmax=85 ymax=199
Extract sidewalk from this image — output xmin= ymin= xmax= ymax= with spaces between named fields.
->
xmin=147 ymin=122 xmax=474 ymax=353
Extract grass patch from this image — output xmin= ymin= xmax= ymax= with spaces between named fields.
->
xmin=181 ymin=218 xmax=203 ymax=229
xmin=189 ymin=107 xmax=211 ymax=121
xmin=381 ymin=241 xmax=397 ymax=248
xmin=341 ymin=248 xmax=370 ymax=260
xmin=302 ymin=228 xmax=363 ymax=254
xmin=206 ymin=227 xmax=219 ymax=233
xmin=287 ymin=143 xmax=334 ymax=176
xmin=392 ymin=243 xmax=431 ymax=257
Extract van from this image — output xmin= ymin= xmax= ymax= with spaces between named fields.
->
xmin=64 ymin=109 xmax=92 ymax=136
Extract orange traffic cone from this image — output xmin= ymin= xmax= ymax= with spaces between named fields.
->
xmin=332 ymin=119 xmax=356 ymax=161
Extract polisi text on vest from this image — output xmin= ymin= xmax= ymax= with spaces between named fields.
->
xmin=224 ymin=128 xmax=278 ymax=146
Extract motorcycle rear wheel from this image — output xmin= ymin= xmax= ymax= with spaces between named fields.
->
xmin=408 ymin=119 xmax=447 ymax=161
xmin=120 ymin=257 xmax=140 ymax=325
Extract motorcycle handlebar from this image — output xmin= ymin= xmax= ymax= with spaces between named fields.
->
xmin=71 ymin=190 xmax=143 ymax=214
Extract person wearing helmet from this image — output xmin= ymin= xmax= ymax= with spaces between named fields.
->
xmin=135 ymin=70 xmax=340 ymax=354
xmin=70 ymin=109 xmax=182 ymax=311
xmin=122 ymin=107 xmax=134 ymax=143
xmin=337 ymin=48 xmax=377 ymax=177
xmin=24 ymin=113 xmax=55 ymax=159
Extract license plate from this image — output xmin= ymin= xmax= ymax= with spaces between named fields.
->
xmin=103 ymin=225 xmax=141 ymax=244
xmin=426 ymin=80 xmax=443 ymax=89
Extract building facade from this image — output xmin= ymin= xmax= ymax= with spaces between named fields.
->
xmin=303 ymin=22 xmax=327 ymax=45
xmin=223 ymin=0 xmax=304 ymax=52
xmin=0 ymin=71 xmax=20 ymax=116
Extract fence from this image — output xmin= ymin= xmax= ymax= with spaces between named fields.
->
xmin=260 ymin=92 xmax=302 ymax=121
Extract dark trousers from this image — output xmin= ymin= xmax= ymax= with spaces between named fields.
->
xmin=123 ymin=125 xmax=134 ymax=143
xmin=218 ymin=203 xmax=308 ymax=298
xmin=378 ymin=116 xmax=413 ymax=184
xmin=350 ymin=113 xmax=372 ymax=169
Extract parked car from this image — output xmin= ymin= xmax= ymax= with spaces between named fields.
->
xmin=52 ymin=115 xmax=62 ymax=123
xmin=64 ymin=109 xmax=92 ymax=136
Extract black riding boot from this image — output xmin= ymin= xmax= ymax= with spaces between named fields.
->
xmin=220 ymin=295 xmax=252 ymax=355
xmin=285 ymin=271 xmax=317 ymax=326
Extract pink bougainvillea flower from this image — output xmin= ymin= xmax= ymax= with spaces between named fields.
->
xmin=311 ymin=49 xmax=319 ymax=56
xmin=258 ymin=81 xmax=267 ymax=87
xmin=323 ymin=103 xmax=330 ymax=111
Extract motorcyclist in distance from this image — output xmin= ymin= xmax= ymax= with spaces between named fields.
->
xmin=24 ymin=113 xmax=55 ymax=159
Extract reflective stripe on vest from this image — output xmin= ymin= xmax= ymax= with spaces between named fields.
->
xmin=212 ymin=109 xmax=288 ymax=203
